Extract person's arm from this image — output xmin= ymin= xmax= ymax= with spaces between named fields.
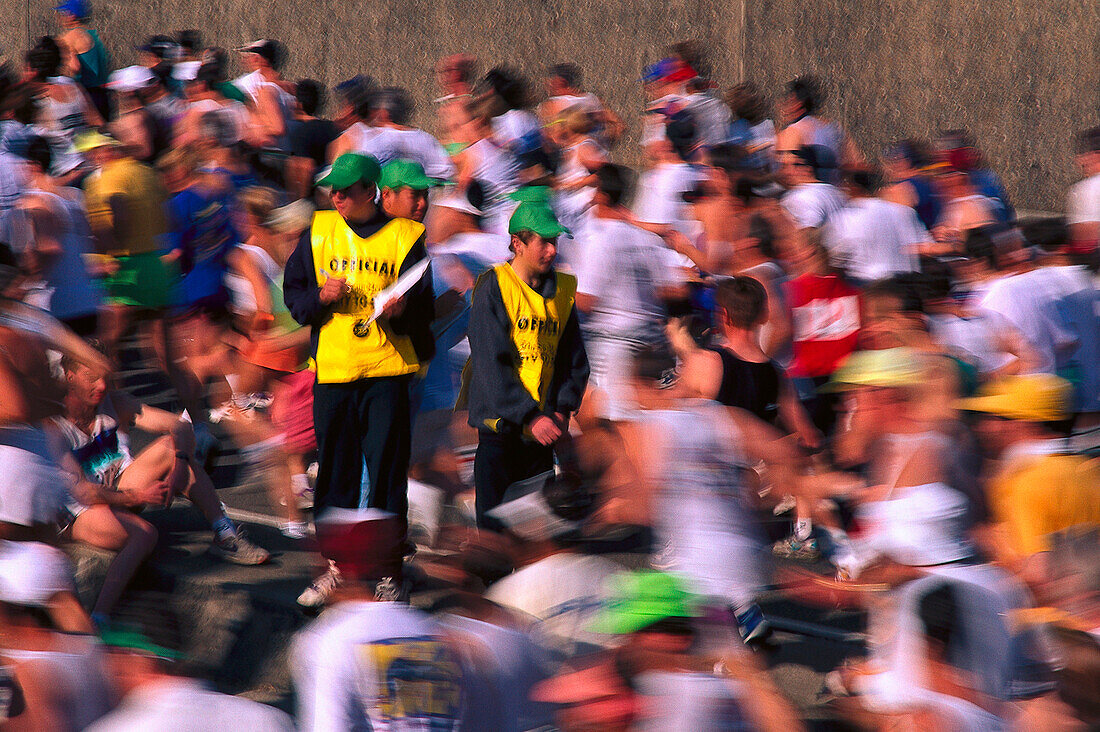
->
xmin=596 ymin=103 xmax=625 ymax=145
xmin=385 ymin=235 xmax=434 ymax=337
xmin=326 ymin=129 xmax=351 ymax=163
xmin=752 ymin=274 xmax=792 ymax=359
xmin=283 ymin=228 xmax=329 ymax=327
xmin=546 ymin=305 xmax=589 ymax=418
xmin=777 ymin=375 xmax=822 ymax=449
xmin=467 ymin=274 xmax=542 ymax=428
xmin=421 ymin=133 xmax=457 ymax=181
xmin=19 ymin=200 xmax=63 ymax=277
xmin=75 ymin=83 xmax=104 ymax=128
xmin=226 ymin=246 xmax=273 ymax=324
xmin=249 ymin=85 xmax=286 ymax=146
xmin=665 ymin=318 xmax=722 ymax=400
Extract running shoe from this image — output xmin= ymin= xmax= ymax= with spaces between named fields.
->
xmin=297 ymin=560 xmax=341 ymax=609
xmin=772 ymin=535 xmax=821 ymax=562
xmin=212 ymin=525 xmax=271 ymax=565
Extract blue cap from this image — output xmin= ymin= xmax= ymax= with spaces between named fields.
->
xmin=641 ymin=58 xmax=674 ymax=84
xmin=55 ymin=0 xmax=89 ymax=18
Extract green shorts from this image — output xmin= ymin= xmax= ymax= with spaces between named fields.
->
xmin=103 ymin=252 xmax=173 ymax=310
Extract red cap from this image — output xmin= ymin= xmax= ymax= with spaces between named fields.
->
xmin=315 ymin=509 xmax=403 ymax=581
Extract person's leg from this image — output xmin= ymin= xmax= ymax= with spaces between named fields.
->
xmin=473 ymin=431 xmax=553 ymax=530
xmin=115 ymin=436 xmax=176 ymax=505
xmin=69 ymin=506 xmax=158 ymax=617
xmin=360 ymin=376 xmax=412 ymax=536
xmin=312 ymin=381 xmax=365 ymax=511
xmin=473 ymin=430 xmax=512 ymax=530
xmin=98 ymin=303 xmax=131 ymax=366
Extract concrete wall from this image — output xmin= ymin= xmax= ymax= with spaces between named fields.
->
xmin=3 ymin=0 xmax=1097 ymax=209
xmin=743 ymin=0 xmax=1100 ymax=210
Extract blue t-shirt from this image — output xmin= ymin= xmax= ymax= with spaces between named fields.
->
xmin=164 ymin=186 xmax=239 ymax=308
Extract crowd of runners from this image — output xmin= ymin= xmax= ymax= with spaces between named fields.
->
xmin=0 ymin=5 xmax=1097 ymax=729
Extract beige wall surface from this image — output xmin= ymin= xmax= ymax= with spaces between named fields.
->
xmin=5 ymin=0 xmax=1098 ymax=209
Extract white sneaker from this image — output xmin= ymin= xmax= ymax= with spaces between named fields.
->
xmin=212 ymin=526 xmax=271 ymax=565
xmin=297 ymin=560 xmax=341 ymax=608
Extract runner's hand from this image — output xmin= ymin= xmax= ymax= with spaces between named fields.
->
xmin=319 ymin=276 xmax=347 ymax=305
xmin=529 ymin=415 xmax=562 ymax=446
xmin=379 ymin=295 xmax=406 ymax=320
xmin=130 ymin=480 xmax=171 ymax=508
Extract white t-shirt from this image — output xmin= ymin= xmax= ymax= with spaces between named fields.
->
xmin=85 ymin=677 xmax=294 ymax=732
xmin=291 ymin=601 xmax=465 ymax=732
xmin=491 ymin=109 xmax=541 ymax=152
xmin=928 ymin=312 xmax=1015 ymax=376
xmin=822 ymin=197 xmax=926 ymax=280
xmin=575 ymin=217 xmax=676 ymax=341
xmin=978 ymin=270 xmax=1077 ymax=375
xmin=464 ymin=138 xmax=521 ymax=234
xmin=5 ymin=633 xmax=113 ymax=731
xmin=645 ymin=401 xmax=764 ymax=607
xmin=0 ymin=426 xmax=70 ymax=527
xmin=1066 ymin=172 xmax=1100 ymax=225
xmin=684 ymin=92 xmax=732 ymax=148
xmin=358 ymin=127 xmax=456 ymax=181
xmin=226 ymin=243 xmax=281 ymax=315
xmin=632 ymin=162 xmax=705 ymax=238
xmin=781 ymin=182 xmax=847 ymax=229
xmin=438 ymin=614 xmax=553 ymax=732
xmin=486 ymin=553 xmax=621 ymax=656
xmin=431 ymin=231 xmax=511 ymax=273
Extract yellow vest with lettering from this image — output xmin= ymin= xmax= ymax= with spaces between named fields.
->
xmin=495 ymin=263 xmax=576 ymax=408
xmin=310 ymin=210 xmax=424 ymax=383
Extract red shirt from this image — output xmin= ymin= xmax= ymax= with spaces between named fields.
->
xmin=784 ymin=274 xmax=861 ymax=378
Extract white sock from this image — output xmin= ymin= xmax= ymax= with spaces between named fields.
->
xmin=794 ymin=518 xmax=813 ymax=541
xmin=291 ymin=473 xmax=310 ymax=495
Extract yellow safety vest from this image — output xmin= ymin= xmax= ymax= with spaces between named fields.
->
xmin=309 ymin=210 xmax=424 ymax=383
xmin=457 ymin=263 xmax=576 ymax=430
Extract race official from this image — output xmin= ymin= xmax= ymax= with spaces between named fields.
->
xmin=283 ymin=153 xmax=434 ymax=538
xmin=463 ymin=202 xmax=589 ymax=528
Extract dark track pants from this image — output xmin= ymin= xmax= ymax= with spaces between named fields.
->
xmin=474 ymin=430 xmax=554 ymax=530
xmin=313 ymin=375 xmax=412 ymax=537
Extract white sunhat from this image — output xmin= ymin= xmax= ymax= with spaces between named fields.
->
xmin=0 ymin=540 xmax=74 ymax=607
xmin=172 ymin=60 xmax=202 ymax=82
xmin=105 ymin=65 xmax=156 ymax=93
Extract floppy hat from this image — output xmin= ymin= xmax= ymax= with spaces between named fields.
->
xmin=956 ymin=373 xmax=1072 ymax=422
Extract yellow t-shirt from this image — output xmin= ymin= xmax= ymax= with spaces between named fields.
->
xmin=85 ymin=157 xmax=168 ymax=255
xmin=988 ymin=451 xmax=1100 ymax=557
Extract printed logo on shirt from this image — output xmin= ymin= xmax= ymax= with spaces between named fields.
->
xmin=791 ymin=296 xmax=860 ymax=341
xmin=357 ymin=637 xmax=463 ymax=727
xmin=71 ymin=427 xmax=124 ymax=485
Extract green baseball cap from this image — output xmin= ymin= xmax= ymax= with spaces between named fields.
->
xmin=508 ymin=185 xmax=553 ymax=204
xmin=316 ymin=153 xmax=381 ymax=191
xmin=508 ymin=202 xmax=569 ymax=238
xmin=590 ymin=570 xmax=699 ymax=635
xmin=379 ymin=159 xmax=435 ymax=191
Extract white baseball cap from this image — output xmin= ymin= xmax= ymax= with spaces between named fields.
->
xmin=106 ymin=65 xmax=156 ymax=93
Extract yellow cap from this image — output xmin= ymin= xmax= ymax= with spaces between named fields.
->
xmin=955 ymin=373 xmax=1072 ymax=422
xmin=824 ymin=348 xmax=926 ymax=392
xmin=71 ymin=130 xmax=120 ymax=154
